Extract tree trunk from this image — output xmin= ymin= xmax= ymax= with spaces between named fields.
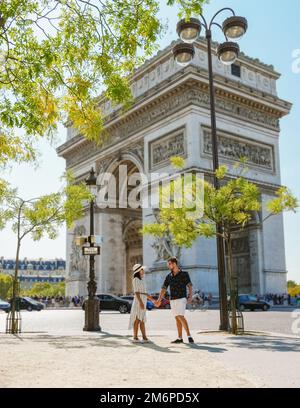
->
xmin=227 ymin=235 xmax=238 ymax=335
xmin=10 ymin=241 xmax=21 ymax=334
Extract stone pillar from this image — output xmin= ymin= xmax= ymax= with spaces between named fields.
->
xmin=249 ymin=227 xmax=264 ymax=295
xmin=261 ymin=193 xmax=287 ymax=293
xmin=97 ymin=212 xmax=125 ymax=295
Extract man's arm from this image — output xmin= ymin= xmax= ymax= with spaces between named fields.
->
xmin=187 ymin=283 xmax=193 ymax=304
xmin=157 ymin=288 xmax=167 ymax=303
xmin=155 ymin=276 xmax=169 ymax=307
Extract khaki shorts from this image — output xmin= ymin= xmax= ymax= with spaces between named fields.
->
xmin=170 ymin=298 xmax=187 ymax=317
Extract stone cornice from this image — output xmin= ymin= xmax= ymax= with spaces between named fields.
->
xmin=131 ymin=38 xmax=279 ymax=82
xmin=61 ymin=62 xmax=290 ymax=144
xmin=63 ymin=39 xmax=284 ymax=131
xmin=57 ymin=69 xmax=290 ymax=167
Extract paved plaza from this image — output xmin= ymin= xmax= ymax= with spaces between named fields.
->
xmin=0 ymin=309 xmax=300 ymax=388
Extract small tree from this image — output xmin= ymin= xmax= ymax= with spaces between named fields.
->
xmin=0 ymin=273 xmax=13 ymax=300
xmin=21 ymin=282 xmax=66 ymax=298
xmin=288 ymin=285 xmax=300 ymax=297
xmin=143 ymin=160 xmax=299 ymax=334
xmin=0 ymin=175 xmax=91 ymax=333
xmin=287 ymin=280 xmax=297 ymax=289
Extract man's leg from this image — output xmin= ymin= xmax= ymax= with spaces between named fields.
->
xmin=177 ymin=316 xmax=191 ymax=337
xmin=175 ymin=316 xmax=183 ymax=339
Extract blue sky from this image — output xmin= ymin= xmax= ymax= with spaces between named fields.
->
xmin=0 ymin=0 xmax=299 ymax=282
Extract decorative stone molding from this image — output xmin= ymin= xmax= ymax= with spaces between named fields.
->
xmin=231 ymin=236 xmax=250 ymax=254
xmin=202 ymin=127 xmax=275 ymax=172
xmin=96 ymin=156 xmax=114 ymax=175
xmin=61 ymin=82 xmax=283 ymax=169
xmin=149 ymin=127 xmax=187 ymax=170
xmin=122 ymin=140 xmax=144 ymax=167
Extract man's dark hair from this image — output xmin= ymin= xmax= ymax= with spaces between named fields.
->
xmin=167 ymin=257 xmax=178 ymax=265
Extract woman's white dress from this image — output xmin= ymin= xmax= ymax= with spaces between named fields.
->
xmin=128 ymin=277 xmax=147 ymax=329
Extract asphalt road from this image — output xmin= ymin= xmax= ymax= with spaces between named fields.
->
xmin=1 ymin=307 xmax=299 ymax=336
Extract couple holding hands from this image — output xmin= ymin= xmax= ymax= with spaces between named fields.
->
xmin=128 ymin=257 xmax=194 ymax=344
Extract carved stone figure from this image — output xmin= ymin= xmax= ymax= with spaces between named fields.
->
xmin=203 ymin=129 xmax=274 ymax=171
xmin=150 ymin=130 xmax=186 ymax=169
xmin=70 ymin=225 xmax=88 ymax=276
xmin=151 ymin=211 xmax=181 ymax=262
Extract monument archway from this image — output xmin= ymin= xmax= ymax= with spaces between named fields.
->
xmin=97 ymin=157 xmax=143 ymax=295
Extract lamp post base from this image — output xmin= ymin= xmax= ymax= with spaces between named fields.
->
xmin=83 ymin=297 xmax=101 ymax=332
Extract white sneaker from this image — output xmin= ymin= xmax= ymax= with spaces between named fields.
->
xmin=141 ymin=338 xmax=152 ymax=344
xmin=132 ymin=338 xmax=140 ymax=343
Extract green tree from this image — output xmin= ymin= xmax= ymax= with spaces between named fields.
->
xmin=0 ymin=0 xmax=207 ymax=167
xmin=287 ymin=280 xmax=297 ymax=289
xmin=0 ymin=273 xmax=13 ymax=300
xmin=143 ymin=160 xmax=299 ymax=334
xmin=21 ymin=281 xmax=66 ymax=298
xmin=289 ymin=286 xmax=300 ymax=297
xmin=0 ymin=174 xmax=91 ymax=333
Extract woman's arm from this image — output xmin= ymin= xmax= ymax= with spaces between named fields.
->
xmin=134 ymin=292 xmax=145 ymax=309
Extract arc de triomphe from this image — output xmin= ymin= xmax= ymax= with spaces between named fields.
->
xmin=57 ymin=39 xmax=291 ymax=297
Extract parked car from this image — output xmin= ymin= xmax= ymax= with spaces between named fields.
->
xmin=82 ymin=294 xmax=131 ymax=314
xmin=238 ymin=294 xmax=270 ymax=312
xmin=0 ymin=299 xmax=11 ymax=313
xmin=121 ymin=295 xmax=134 ymax=304
xmin=121 ymin=295 xmax=154 ymax=311
xmin=9 ymin=297 xmax=44 ymax=311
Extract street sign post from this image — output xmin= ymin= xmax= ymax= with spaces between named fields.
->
xmin=82 ymin=246 xmax=101 ymax=256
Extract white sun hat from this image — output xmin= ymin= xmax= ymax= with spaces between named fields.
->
xmin=132 ymin=264 xmax=146 ymax=274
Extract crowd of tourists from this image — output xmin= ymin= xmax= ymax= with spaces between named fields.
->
xmin=31 ymin=295 xmax=85 ymax=308
xmin=260 ymin=293 xmax=300 ymax=305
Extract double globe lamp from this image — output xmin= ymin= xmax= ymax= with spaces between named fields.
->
xmin=173 ymin=15 xmax=248 ymax=67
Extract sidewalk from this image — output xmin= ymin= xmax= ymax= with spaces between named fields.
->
xmin=1 ymin=329 xmax=299 ymax=388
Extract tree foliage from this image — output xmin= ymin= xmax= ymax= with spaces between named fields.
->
xmin=0 ymin=173 xmax=92 ymax=243
xmin=21 ymin=281 xmax=65 ymax=298
xmin=0 ymin=0 xmax=207 ymax=166
xmin=289 ymin=285 xmax=300 ymax=297
xmin=143 ymin=161 xmax=299 ymax=248
xmin=143 ymin=158 xmax=298 ymax=334
xmin=0 ymin=273 xmax=13 ymax=300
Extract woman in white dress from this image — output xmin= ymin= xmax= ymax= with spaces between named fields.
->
xmin=128 ymin=264 xmax=155 ymax=343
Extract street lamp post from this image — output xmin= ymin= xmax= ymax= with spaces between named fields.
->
xmin=83 ymin=167 xmax=101 ymax=332
xmin=173 ymin=9 xmax=248 ymax=331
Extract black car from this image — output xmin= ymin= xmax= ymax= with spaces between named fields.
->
xmin=0 ymin=299 xmax=11 ymax=313
xmin=238 ymin=294 xmax=270 ymax=312
xmin=121 ymin=295 xmax=134 ymax=304
xmin=10 ymin=297 xmax=44 ymax=311
xmin=82 ymin=294 xmax=131 ymax=314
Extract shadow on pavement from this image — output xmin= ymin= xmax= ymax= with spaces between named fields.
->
xmin=227 ymin=335 xmax=300 ymax=352
xmin=185 ymin=342 xmax=227 ymax=353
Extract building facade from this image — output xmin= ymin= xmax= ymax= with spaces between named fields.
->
xmin=57 ymin=39 xmax=291 ymax=297
xmin=0 ymin=257 xmax=66 ymax=289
